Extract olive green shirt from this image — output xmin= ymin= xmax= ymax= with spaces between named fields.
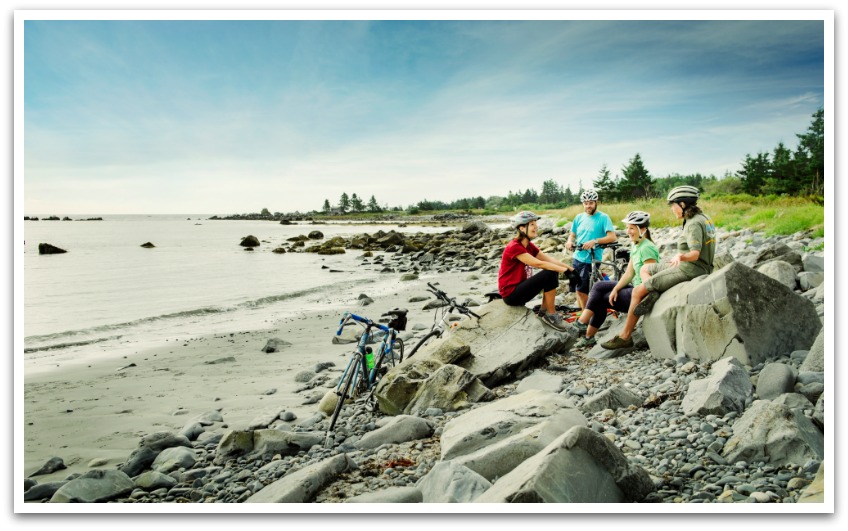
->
xmin=678 ymin=213 xmax=716 ymax=277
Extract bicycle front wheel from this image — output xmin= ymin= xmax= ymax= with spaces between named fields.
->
xmin=407 ymin=330 xmax=440 ymax=358
xmin=328 ymin=359 xmax=360 ymax=433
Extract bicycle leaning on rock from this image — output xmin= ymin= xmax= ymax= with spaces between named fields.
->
xmin=406 ymin=282 xmax=481 ymax=358
xmin=326 ymin=308 xmax=408 ymax=442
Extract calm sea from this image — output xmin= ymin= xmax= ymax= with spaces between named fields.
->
xmin=22 ymin=215 xmax=451 ymax=369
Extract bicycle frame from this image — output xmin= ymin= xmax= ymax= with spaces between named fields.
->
xmin=334 ymin=312 xmax=397 ymax=393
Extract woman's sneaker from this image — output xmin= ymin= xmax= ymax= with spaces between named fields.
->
xmin=634 ymin=291 xmax=660 ymax=316
xmin=574 ymin=335 xmax=596 ymax=349
xmin=538 ymin=311 xmax=568 ymax=332
xmin=570 ymin=320 xmax=588 ymax=335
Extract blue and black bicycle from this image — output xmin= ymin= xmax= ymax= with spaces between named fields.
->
xmin=327 ymin=308 xmax=408 ymax=436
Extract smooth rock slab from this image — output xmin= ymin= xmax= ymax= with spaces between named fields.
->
xmin=474 ymin=426 xmax=655 ymax=503
xmin=354 ymin=415 xmax=434 ymax=449
xmin=682 ymin=357 xmax=753 ymax=417
xmin=50 ymin=470 xmax=135 ymax=503
xmin=416 ymin=460 xmax=492 ymax=503
xmin=345 ymin=487 xmax=423 ymax=503
xmin=756 ymin=362 xmax=796 ymax=400
xmin=246 ymin=454 xmax=356 ymax=503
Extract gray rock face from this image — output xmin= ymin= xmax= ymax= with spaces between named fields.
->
xmin=245 ymin=454 xmax=355 ymax=503
xmin=416 ymin=461 xmax=492 ymax=502
xmin=345 ymin=486 xmax=423 ymax=503
xmin=450 ymin=409 xmax=587 ymax=482
xmin=375 ymin=359 xmax=492 ymax=416
xmin=755 ymin=260 xmax=797 ymax=289
xmin=151 ymin=446 xmax=197 ymax=474
xmin=24 ymin=481 xmax=69 ymax=502
xmin=118 ymin=431 xmax=192 ymax=477
xmin=28 ymin=456 xmax=66 ymax=477
xmin=239 ymin=235 xmax=260 ymax=247
xmin=213 ymin=429 xmax=323 ymax=465
xmin=440 ymin=389 xmax=582 ymax=461
xmin=642 ymin=262 xmax=821 ymax=365
xmin=474 ymin=426 xmax=655 ymax=503
xmin=50 ymin=469 xmax=135 ymax=503
xmin=514 ymin=371 xmax=563 ymax=393
xmin=134 ymin=470 xmax=179 ymax=491
xmin=354 ymin=415 xmax=434 ymax=449
xmin=756 ymin=362 xmax=797 ymax=399
xmin=582 ymin=385 xmax=643 ymax=414
xmin=682 ymin=357 xmax=753 ymax=417
xmin=723 ymin=400 xmax=824 ymax=466
xmin=448 ymin=301 xmax=576 ymax=387
xmin=262 ymin=338 xmax=292 ymax=353
xmin=800 ymin=329 xmax=824 ymax=373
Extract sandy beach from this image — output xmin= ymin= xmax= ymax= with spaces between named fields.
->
xmin=21 ymin=270 xmax=493 ymax=484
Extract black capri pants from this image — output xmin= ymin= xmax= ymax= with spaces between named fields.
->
xmin=503 ymin=270 xmax=560 ymax=307
xmin=584 ymin=280 xmax=632 ymax=328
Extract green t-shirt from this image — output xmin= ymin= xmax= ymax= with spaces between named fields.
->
xmin=678 ymin=212 xmax=717 ymax=277
xmin=630 ymin=238 xmax=660 ymax=287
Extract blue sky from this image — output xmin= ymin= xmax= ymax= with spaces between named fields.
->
xmin=21 ymin=16 xmax=826 ymax=215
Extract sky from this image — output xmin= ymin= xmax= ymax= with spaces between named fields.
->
xmin=19 ymin=11 xmax=828 ymax=216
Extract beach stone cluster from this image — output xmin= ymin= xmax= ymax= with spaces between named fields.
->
xmin=23 ymin=222 xmax=826 ymax=504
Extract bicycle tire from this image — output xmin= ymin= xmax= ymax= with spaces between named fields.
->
xmin=328 ymin=357 xmax=360 ymax=433
xmin=407 ymin=330 xmax=441 ymax=358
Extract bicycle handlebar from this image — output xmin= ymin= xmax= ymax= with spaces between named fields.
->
xmin=335 ymin=311 xmax=391 ymax=337
xmin=425 ymin=282 xmax=481 ymax=319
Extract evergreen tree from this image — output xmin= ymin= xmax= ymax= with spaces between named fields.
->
xmin=338 ymin=192 xmax=350 ymax=214
xmin=350 ymin=193 xmax=365 ymax=213
xmin=367 ymin=195 xmax=380 ymax=213
xmin=796 ymin=107 xmax=824 ymax=194
xmin=592 ymin=164 xmax=618 ymax=202
xmin=322 ymin=199 xmax=331 ymax=213
xmin=618 ymin=153 xmax=653 ymax=199
xmin=539 ymin=179 xmax=562 ymax=204
xmin=737 ymin=152 xmax=771 ymax=195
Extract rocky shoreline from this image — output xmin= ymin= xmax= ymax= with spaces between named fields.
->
xmin=22 ymin=219 xmax=827 ymax=506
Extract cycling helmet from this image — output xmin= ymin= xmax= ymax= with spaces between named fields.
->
xmin=667 ymin=185 xmax=700 ymax=203
xmin=580 ymin=189 xmax=599 ymax=202
xmin=621 ymin=210 xmax=650 ymax=226
xmin=510 ymin=210 xmax=541 ymax=229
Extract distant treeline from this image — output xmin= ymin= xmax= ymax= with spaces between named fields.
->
xmin=318 ymin=107 xmax=824 ymax=215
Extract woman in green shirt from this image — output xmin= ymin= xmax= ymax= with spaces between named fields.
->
xmin=571 ymin=211 xmax=660 ymax=349
xmin=601 ymin=185 xmax=716 ymax=350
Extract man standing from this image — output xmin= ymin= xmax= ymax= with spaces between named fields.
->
xmin=565 ymin=189 xmax=617 ymax=309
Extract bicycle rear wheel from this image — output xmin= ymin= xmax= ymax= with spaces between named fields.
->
xmin=390 ymin=338 xmax=404 ymax=366
xmin=407 ymin=330 xmax=440 ymax=358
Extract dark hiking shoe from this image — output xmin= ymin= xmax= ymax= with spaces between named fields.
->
xmin=570 ymin=320 xmax=588 ymax=335
xmin=601 ymin=335 xmax=634 ymax=350
xmin=538 ymin=311 xmax=568 ymax=332
xmin=574 ymin=335 xmax=597 ymax=349
xmin=634 ymin=291 xmax=660 ymax=316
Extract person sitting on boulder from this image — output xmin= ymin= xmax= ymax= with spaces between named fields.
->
xmin=601 ymin=185 xmax=716 ymax=350
xmin=498 ymin=211 xmax=575 ymax=332
xmin=571 ymin=211 xmax=659 ymax=349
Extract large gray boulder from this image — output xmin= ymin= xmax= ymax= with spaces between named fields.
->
xmin=50 ymin=470 xmax=135 ymax=503
xmin=345 ymin=486 xmax=423 ymax=503
xmin=642 ymin=262 xmax=821 ymax=365
xmin=440 ymin=389 xmax=583 ymax=461
xmin=416 ymin=461 xmax=492 ymax=503
xmin=450 ymin=410 xmax=587 ymax=482
xmin=411 ymin=302 xmax=575 ymax=387
xmin=246 ymin=454 xmax=356 ymax=503
xmin=723 ymin=400 xmax=824 ymax=466
xmin=681 ymin=357 xmax=753 ymax=417
xmin=151 ymin=446 xmax=197 ymax=474
xmin=756 ymin=362 xmax=797 ymax=400
xmin=755 ymin=260 xmax=797 ymax=290
xmin=213 ymin=429 xmax=323 ymax=465
xmin=582 ymin=385 xmax=643 ymax=414
xmin=474 ymin=426 xmax=655 ymax=503
xmin=375 ymin=360 xmax=492 ymax=416
xmin=118 ymin=431 xmax=192 ymax=477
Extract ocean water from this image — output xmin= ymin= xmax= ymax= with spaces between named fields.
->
xmin=22 ymin=215 xmax=451 ymax=370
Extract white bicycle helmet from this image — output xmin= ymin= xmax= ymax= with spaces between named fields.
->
xmin=621 ymin=210 xmax=650 ymax=226
xmin=667 ymin=185 xmax=700 ymax=203
xmin=580 ymin=189 xmax=599 ymax=202
xmin=510 ymin=210 xmax=541 ymax=228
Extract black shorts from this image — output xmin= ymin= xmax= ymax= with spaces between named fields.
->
xmin=571 ymin=259 xmax=593 ymax=294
